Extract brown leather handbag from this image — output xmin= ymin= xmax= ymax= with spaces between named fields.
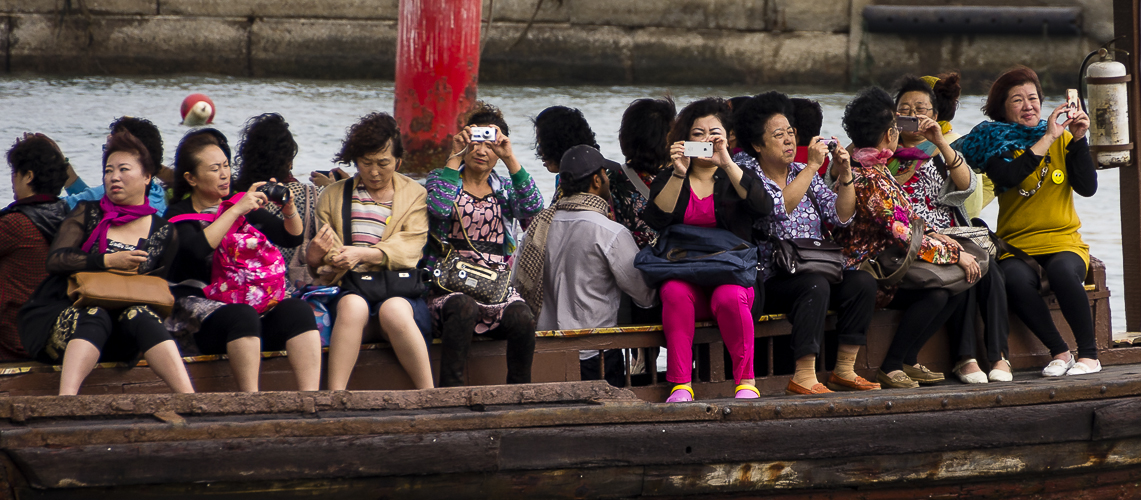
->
xmin=67 ymin=270 xmax=175 ymax=317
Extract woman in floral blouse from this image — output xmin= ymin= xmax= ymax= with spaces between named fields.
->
xmin=609 ymin=97 xmax=676 ymax=249
xmin=835 ymin=87 xmax=980 ymax=389
xmin=733 ymin=91 xmax=880 ymax=395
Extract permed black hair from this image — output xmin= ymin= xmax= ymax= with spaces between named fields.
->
xmin=619 ymin=97 xmax=676 ymax=175
xmin=109 ymin=117 xmax=164 ymax=169
xmin=333 ymin=112 xmax=404 ymax=165
xmin=465 ymin=101 xmax=510 ymax=137
xmin=893 ymin=75 xmax=938 ymax=115
xmin=732 ymin=92 xmax=794 ymax=159
xmin=666 ymin=97 xmax=733 ymax=147
xmin=790 ymin=98 xmax=823 ymax=147
xmin=234 ymin=113 xmax=299 ymax=192
xmin=7 ymin=134 xmax=69 ymax=196
xmin=843 ymin=87 xmax=896 ymax=149
xmin=533 ymin=106 xmax=598 ymax=165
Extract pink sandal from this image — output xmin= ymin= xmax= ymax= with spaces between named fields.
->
xmin=666 ymin=385 xmax=694 ymax=402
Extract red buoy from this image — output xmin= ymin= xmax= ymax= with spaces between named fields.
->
xmin=180 ymin=94 xmax=216 ymax=126
xmin=394 ymin=0 xmax=482 ymax=175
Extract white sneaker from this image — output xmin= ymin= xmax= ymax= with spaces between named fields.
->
xmin=1066 ymin=359 xmax=1102 ymax=376
xmin=1041 ymin=355 xmax=1076 ymax=377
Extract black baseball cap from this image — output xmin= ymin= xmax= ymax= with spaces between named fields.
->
xmin=559 ymin=145 xmax=619 ymax=183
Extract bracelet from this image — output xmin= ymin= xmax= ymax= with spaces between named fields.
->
xmin=671 ymin=172 xmax=686 ymax=180
xmin=840 ymin=177 xmax=855 ymax=186
xmin=283 ymin=210 xmax=299 ymax=219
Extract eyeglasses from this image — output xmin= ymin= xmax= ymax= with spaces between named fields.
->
xmin=897 ymin=106 xmax=932 ymax=117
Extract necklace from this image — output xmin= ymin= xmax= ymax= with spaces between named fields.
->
xmin=1018 ymin=154 xmax=1051 ymax=198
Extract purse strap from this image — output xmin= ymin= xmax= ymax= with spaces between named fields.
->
xmin=865 ymin=218 xmax=925 ymax=286
xmin=619 ymin=161 xmax=651 ymax=199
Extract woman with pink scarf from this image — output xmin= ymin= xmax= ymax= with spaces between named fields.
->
xmin=19 ymin=131 xmax=192 ymax=395
xmin=832 ymin=87 xmax=980 ymax=390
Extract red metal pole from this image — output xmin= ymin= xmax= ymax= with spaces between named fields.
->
xmin=394 ymin=0 xmax=482 ymax=176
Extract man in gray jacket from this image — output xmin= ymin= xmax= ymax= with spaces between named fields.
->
xmin=514 ymin=145 xmax=657 ymax=385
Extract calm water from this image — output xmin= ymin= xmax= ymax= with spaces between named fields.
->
xmin=0 ymin=76 xmax=1126 ymax=332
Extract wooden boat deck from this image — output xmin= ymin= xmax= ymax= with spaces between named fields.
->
xmin=2 ymin=365 xmax=1141 ymax=498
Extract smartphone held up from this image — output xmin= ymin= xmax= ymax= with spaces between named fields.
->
xmin=683 ymin=141 xmax=714 ymax=158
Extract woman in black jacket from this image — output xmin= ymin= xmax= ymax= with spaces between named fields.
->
xmin=642 ymin=97 xmax=774 ymax=402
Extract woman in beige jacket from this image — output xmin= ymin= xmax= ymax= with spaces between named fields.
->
xmin=307 ymin=112 xmax=432 ymax=390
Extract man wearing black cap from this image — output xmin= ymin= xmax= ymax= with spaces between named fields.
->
xmin=515 ymin=145 xmax=657 ymax=386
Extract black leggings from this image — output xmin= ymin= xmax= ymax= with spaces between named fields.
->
xmin=439 ymin=295 xmax=535 ymax=387
xmin=195 ymin=299 xmax=318 ymax=355
xmin=763 ymin=270 xmax=877 ymax=360
xmin=946 ymin=256 xmax=1010 ymax=362
xmin=882 ymin=288 xmax=967 ymax=373
xmin=72 ymin=306 xmax=173 ymax=362
xmin=1001 ymin=251 xmax=1096 ymax=359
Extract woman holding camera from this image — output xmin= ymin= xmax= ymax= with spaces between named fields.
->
xmin=307 ymin=112 xmax=433 ymax=391
xmin=891 ymin=74 xmax=1012 ymax=384
xmin=953 ymin=66 xmax=1099 ymax=377
xmin=19 ymin=131 xmax=192 ymax=395
xmin=233 ymin=113 xmax=323 ymax=290
xmin=642 ymin=97 xmax=773 ymax=402
xmin=732 ymin=91 xmax=880 ymax=395
xmin=423 ymin=103 xmax=542 ymax=388
xmin=836 ymin=87 xmax=978 ymax=389
xmin=165 ymin=128 xmax=322 ymax=392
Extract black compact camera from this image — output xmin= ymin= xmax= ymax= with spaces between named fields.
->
xmin=258 ymin=182 xmax=291 ymax=204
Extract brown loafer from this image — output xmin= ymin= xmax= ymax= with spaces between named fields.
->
xmin=876 ymin=369 xmax=920 ymax=389
xmin=901 ymin=363 xmax=945 ymax=384
xmin=786 ymin=380 xmax=833 ymax=395
xmin=826 ymin=373 xmax=881 ymax=391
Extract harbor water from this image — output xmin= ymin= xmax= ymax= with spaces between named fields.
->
xmin=0 ymin=76 xmax=1127 ymax=333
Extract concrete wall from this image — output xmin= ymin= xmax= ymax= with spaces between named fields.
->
xmin=0 ymin=0 xmax=1116 ymax=89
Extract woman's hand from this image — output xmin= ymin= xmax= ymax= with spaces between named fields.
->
xmin=806 ymin=136 xmax=828 ymax=170
xmin=104 ymin=250 xmax=148 ymax=272
xmin=711 ymin=136 xmax=734 ymax=169
xmin=234 ymin=182 xmax=270 ymax=216
xmin=1068 ymin=106 xmax=1090 ymax=139
xmin=918 ymin=115 xmax=946 ymax=146
xmin=831 ymin=136 xmax=853 ymax=179
xmin=957 ymin=251 xmax=981 ymax=284
xmin=669 ymin=141 xmax=691 ymax=176
xmin=487 ymin=125 xmax=522 ymax=174
xmin=330 ymin=246 xmax=380 ymax=269
xmin=1045 ymin=104 xmax=1072 ymax=141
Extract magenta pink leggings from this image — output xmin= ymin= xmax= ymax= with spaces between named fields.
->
xmin=661 ymin=280 xmax=755 ymax=385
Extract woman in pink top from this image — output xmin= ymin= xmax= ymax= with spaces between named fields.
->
xmin=642 ymin=98 xmax=774 ymax=402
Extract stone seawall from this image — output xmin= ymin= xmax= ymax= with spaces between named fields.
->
xmin=0 ymin=0 xmax=1115 ymax=90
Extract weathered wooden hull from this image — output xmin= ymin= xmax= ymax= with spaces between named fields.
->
xmin=3 ymin=364 xmax=1141 ymax=499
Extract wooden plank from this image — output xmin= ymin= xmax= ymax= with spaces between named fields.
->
xmin=1093 ymin=398 xmax=1141 ymax=440
xmin=495 ymin=401 xmax=1097 ymax=471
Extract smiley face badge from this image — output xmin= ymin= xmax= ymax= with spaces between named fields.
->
xmin=1051 ymin=169 xmax=1065 ymax=185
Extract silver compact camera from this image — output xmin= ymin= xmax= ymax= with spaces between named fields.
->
xmin=821 ymin=138 xmax=838 ymax=153
xmin=683 ymin=141 xmax=714 ymax=158
xmin=470 ymin=126 xmax=497 ymax=142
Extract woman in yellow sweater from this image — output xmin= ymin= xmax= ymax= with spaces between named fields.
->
xmin=953 ymin=66 xmax=1098 ymax=377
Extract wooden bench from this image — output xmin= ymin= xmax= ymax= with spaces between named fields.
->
xmin=0 ymin=257 xmax=1130 ymax=399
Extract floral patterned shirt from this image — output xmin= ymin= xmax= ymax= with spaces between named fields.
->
xmin=900 ymin=158 xmax=957 ymax=231
xmin=606 ymin=163 xmax=658 ymax=249
xmin=832 ymin=162 xmax=960 ymax=301
xmin=736 ymin=153 xmax=854 ymax=280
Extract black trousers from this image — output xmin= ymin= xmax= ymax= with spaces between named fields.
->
xmin=195 ymin=299 xmax=318 ymax=355
xmin=1001 ymin=251 xmax=1096 ymax=359
xmin=72 ymin=305 xmax=172 ymax=362
xmin=580 ymin=349 xmax=627 ymax=387
xmin=439 ymin=295 xmax=536 ymax=387
xmin=946 ymin=256 xmax=1010 ymax=363
xmin=763 ymin=270 xmax=877 ymax=361
xmin=882 ymin=288 xmax=968 ymax=373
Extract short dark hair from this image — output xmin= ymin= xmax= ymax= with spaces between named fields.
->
xmin=7 ymin=134 xmax=69 ymax=196
xmin=533 ymin=106 xmax=598 ymax=165
xmin=790 ymin=98 xmax=823 ymax=147
xmin=727 ymin=95 xmax=751 ymax=112
xmin=110 ymin=117 xmax=163 ymax=169
xmin=983 ymin=65 xmax=1043 ymax=122
xmin=843 ymin=87 xmax=896 ymax=149
xmin=559 ymin=168 xmax=602 ymax=197
xmin=667 ymin=97 xmax=733 ymax=147
xmin=172 ymin=128 xmax=231 ymax=201
xmin=103 ymin=130 xmax=155 ymax=177
xmin=893 ymin=74 xmax=938 ymax=113
xmin=619 ymin=97 xmax=676 ymax=175
xmin=234 ymin=113 xmax=298 ymax=192
xmin=465 ymin=101 xmax=510 ymax=136
xmin=334 ymin=112 xmax=403 ymax=165
xmin=931 ymin=72 xmax=962 ymax=122
xmin=732 ymin=92 xmax=794 ymax=159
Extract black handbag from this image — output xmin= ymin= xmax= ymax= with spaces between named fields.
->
xmin=338 ymin=181 xmax=427 ymax=303
xmin=769 ymin=187 xmax=844 ymax=283
xmin=429 ymin=201 xmax=513 ymax=304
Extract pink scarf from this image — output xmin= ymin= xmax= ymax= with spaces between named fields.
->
xmin=852 ymin=147 xmax=931 ymax=167
xmin=80 ymin=196 xmax=157 ymax=253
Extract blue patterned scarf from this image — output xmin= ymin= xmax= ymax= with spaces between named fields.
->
xmin=951 ymin=119 xmax=1048 ymax=174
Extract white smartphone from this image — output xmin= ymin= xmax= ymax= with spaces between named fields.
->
xmin=683 ymin=141 xmax=713 ymax=158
